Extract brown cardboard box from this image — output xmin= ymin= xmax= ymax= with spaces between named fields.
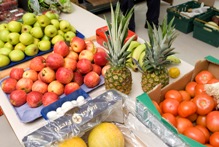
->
xmin=198 ymin=0 xmax=215 ymax=6
xmin=148 ymin=56 xmax=219 ymax=103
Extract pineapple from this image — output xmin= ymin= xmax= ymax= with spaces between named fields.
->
xmin=141 ymin=17 xmax=178 ymax=92
xmin=104 ymin=2 xmax=136 ymax=94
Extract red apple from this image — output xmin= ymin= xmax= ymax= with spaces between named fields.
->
xmin=26 ymin=91 xmax=43 ymax=108
xmin=32 ymin=80 xmax=48 ymax=94
xmin=63 ymin=58 xmax=77 ymax=71
xmin=48 ymin=80 xmax=64 ymax=96
xmin=10 ymin=68 xmax=24 ymax=80
xmin=93 ymin=51 xmax=108 ymax=67
xmin=84 ymin=71 xmax=100 ymax=88
xmin=92 ymin=64 xmax=101 ymax=75
xmin=64 ymin=82 xmax=80 ymax=95
xmin=101 ymin=65 xmax=111 ymax=77
xmin=76 ymin=59 xmax=93 ymax=74
xmin=38 ymin=67 xmax=56 ymax=84
xmin=16 ymin=78 xmax=33 ymax=93
xmin=85 ymin=40 xmax=96 ymax=54
xmin=1 ymin=78 xmax=17 ymax=94
xmin=10 ymin=90 xmax=27 ymax=107
xmin=29 ymin=56 xmax=46 ymax=72
xmin=22 ymin=69 xmax=38 ymax=82
xmin=73 ymin=71 xmax=84 ymax=86
xmin=42 ymin=92 xmax=59 ymax=106
xmin=70 ymin=36 xmax=86 ymax=53
xmin=65 ymin=50 xmax=79 ymax=61
xmin=46 ymin=53 xmax=64 ymax=70
xmin=78 ymin=50 xmax=94 ymax=61
xmin=96 ymin=47 xmax=106 ymax=53
xmin=56 ymin=67 xmax=74 ymax=84
xmin=53 ymin=40 xmax=70 ymax=57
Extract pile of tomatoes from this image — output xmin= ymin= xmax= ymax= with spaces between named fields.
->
xmin=152 ymin=70 xmax=219 ymax=146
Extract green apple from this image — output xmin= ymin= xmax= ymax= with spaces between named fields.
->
xmin=38 ymin=40 xmax=51 ymax=51
xmin=33 ymin=38 xmax=40 ymax=45
xmin=58 ymin=30 xmax=65 ymax=37
xmin=0 ymin=47 xmax=12 ymax=56
xmin=4 ymin=42 xmax=13 ymax=50
xmin=33 ymin=22 xmax=41 ymax=27
xmin=0 ymin=40 xmax=4 ymax=48
xmin=0 ymin=23 xmax=8 ymax=31
xmin=50 ymin=19 xmax=60 ymax=29
xmin=9 ymin=49 xmax=25 ymax=61
xmin=7 ymin=32 xmax=20 ymax=45
xmin=37 ymin=15 xmax=51 ymax=27
xmin=25 ymin=44 xmax=39 ymax=56
xmin=64 ymin=31 xmax=76 ymax=42
xmin=0 ymin=54 xmax=10 ymax=67
xmin=44 ymin=25 xmax=57 ymax=37
xmin=30 ymin=27 xmax=44 ymax=38
xmin=71 ymin=25 xmax=76 ymax=33
xmin=51 ymin=35 xmax=64 ymax=45
xmin=22 ymin=12 xmax=37 ymax=25
xmin=59 ymin=20 xmax=71 ymax=32
xmin=0 ymin=30 xmax=10 ymax=42
xmin=21 ymin=24 xmax=32 ymax=33
xmin=41 ymin=35 xmax=50 ymax=41
xmin=45 ymin=11 xmax=59 ymax=20
xmin=8 ymin=21 xmax=22 ymax=33
xmin=14 ymin=43 xmax=26 ymax=51
xmin=19 ymin=32 xmax=34 ymax=45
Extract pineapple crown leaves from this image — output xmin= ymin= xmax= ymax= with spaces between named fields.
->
xmin=142 ymin=17 xmax=178 ymax=73
xmin=104 ymin=2 xmax=136 ymax=67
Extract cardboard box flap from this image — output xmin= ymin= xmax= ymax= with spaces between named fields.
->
xmin=205 ymin=55 xmax=219 ymax=65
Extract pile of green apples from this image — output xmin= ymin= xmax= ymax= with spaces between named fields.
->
xmin=0 ymin=11 xmax=77 ymax=68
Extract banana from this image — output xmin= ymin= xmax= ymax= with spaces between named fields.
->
xmin=131 ymin=43 xmax=146 ymax=62
xmin=138 ymin=51 xmax=145 ymax=68
xmin=167 ymin=55 xmax=181 ymax=64
xmin=126 ymin=62 xmax=138 ymax=72
xmin=126 ymin=41 xmax=141 ymax=70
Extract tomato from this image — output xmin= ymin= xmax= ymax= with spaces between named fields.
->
xmin=195 ymin=70 xmax=214 ymax=84
xmin=177 ymin=100 xmax=197 ymax=118
xmin=210 ymin=132 xmax=219 ymax=147
xmin=179 ymin=90 xmax=191 ymax=101
xmin=193 ymin=94 xmax=215 ymax=115
xmin=205 ymin=144 xmax=213 ymax=147
xmin=162 ymin=113 xmax=177 ymax=127
xmin=152 ymin=100 xmax=162 ymax=115
xmin=176 ymin=117 xmax=193 ymax=134
xmin=165 ymin=90 xmax=182 ymax=102
xmin=206 ymin=111 xmax=219 ymax=132
xmin=187 ymin=113 xmax=198 ymax=122
xmin=185 ymin=81 xmax=197 ymax=97
xmin=183 ymin=126 xmax=206 ymax=144
xmin=162 ymin=98 xmax=179 ymax=116
xmin=195 ymin=125 xmax=210 ymax=143
xmin=207 ymin=78 xmax=219 ymax=84
xmin=195 ymin=84 xmax=207 ymax=95
xmin=196 ymin=115 xmax=207 ymax=127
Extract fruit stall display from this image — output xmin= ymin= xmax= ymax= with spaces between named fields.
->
xmin=0 ymin=11 xmax=84 ymax=70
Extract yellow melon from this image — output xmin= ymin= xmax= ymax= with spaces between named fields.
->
xmin=58 ymin=136 xmax=87 ymax=147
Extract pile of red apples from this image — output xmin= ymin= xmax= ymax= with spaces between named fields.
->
xmin=1 ymin=36 xmax=110 ymax=108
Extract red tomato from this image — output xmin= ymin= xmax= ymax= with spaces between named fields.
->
xmin=207 ymin=78 xmax=219 ymax=84
xmin=177 ymin=101 xmax=197 ymax=118
xmin=195 ymin=84 xmax=207 ymax=95
xmin=205 ymin=144 xmax=213 ymax=147
xmin=165 ymin=90 xmax=182 ymax=102
xmin=193 ymin=94 xmax=215 ymax=115
xmin=183 ymin=126 xmax=206 ymax=144
xmin=187 ymin=113 xmax=198 ymax=122
xmin=179 ymin=90 xmax=191 ymax=101
xmin=195 ymin=70 xmax=214 ymax=84
xmin=185 ymin=81 xmax=197 ymax=97
xmin=176 ymin=117 xmax=193 ymax=134
xmin=162 ymin=113 xmax=177 ymax=127
xmin=195 ymin=125 xmax=210 ymax=143
xmin=206 ymin=111 xmax=219 ymax=133
xmin=209 ymin=132 xmax=219 ymax=147
xmin=196 ymin=115 xmax=207 ymax=127
xmin=152 ymin=100 xmax=162 ymax=115
xmin=162 ymin=98 xmax=180 ymax=116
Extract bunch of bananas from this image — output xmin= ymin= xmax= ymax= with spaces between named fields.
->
xmin=126 ymin=41 xmax=181 ymax=72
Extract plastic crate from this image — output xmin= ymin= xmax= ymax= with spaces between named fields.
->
xmin=167 ymin=1 xmax=206 ymax=33
xmin=193 ymin=9 xmax=219 ymax=47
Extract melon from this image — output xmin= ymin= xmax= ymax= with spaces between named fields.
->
xmin=88 ymin=122 xmax=125 ymax=147
xmin=58 ymin=136 xmax=87 ymax=147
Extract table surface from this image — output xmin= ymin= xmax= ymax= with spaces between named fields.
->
xmin=0 ymin=3 xmax=194 ymax=146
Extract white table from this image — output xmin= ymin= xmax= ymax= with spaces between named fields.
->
xmin=0 ymin=3 xmax=194 ymax=146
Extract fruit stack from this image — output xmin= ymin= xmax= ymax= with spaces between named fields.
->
xmin=0 ymin=11 xmax=79 ymax=68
